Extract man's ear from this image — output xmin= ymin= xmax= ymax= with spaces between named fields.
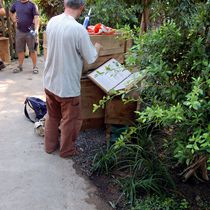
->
xmin=80 ymin=5 xmax=85 ymax=13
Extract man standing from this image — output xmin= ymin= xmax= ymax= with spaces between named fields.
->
xmin=44 ymin=0 xmax=102 ymax=158
xmin=0 ymin=0 xmax=6 ymax=71
xmin=10 ymin=0 xmax=39 ymax=74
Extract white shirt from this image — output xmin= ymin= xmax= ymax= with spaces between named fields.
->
xmin=43 ymin=13 xmax=98 ymax=97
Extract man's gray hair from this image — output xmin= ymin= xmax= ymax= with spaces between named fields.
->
xmin=65 ymin=0 xmax=85 ymax=9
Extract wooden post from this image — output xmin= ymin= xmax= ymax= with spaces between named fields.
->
xmin=0 ymin=16 xmax=6 ymax=36
xmin=5 ymin=7 xmax=14 ymax=59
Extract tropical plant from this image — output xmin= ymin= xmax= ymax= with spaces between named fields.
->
xmin=92 ymin=0 xmax=210 ymax=207
xmin=93 ymin=126 xmax=175 ymax=205
xmin=132 ymin=195 xmax=189 ymax=210
xmin=34 ymin=0 xmax=142 ymax=28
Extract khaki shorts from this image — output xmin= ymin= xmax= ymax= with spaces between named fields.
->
xmin=16 ymin=29 xmax=36 ymax=53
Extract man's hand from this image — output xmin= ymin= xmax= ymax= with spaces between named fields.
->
xmin=94 ymin=42 xmax=103 ymax=55
xmin=35 ymin=29 xmax=39 ymax=35
xmin=0 ymin=8 xmax=5 ymax=16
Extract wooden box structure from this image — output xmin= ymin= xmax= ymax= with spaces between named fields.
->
xmin=0 ymin=37 xmax=10 ymax=63
xmin=80 ymin=77 xmax=138 ymax=131
xmin=83 ymin=34 xmax=131 ymax=72
xmin=81 ymin=77 xmax=105 ymax=130
xmin=105 ymin=98 xmax=137 ymax=126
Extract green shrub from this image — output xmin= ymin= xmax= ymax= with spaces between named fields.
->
xmin=92 ymin=1 xmax=210 ymax=207
xmin=92 ymin=127 xmax=175 ymax=205
xmin=83 ymin=0 xmax=140 ymax=28
xmin=132 ymin=195 xmax=189 ymax=210
xmin=127 ymin=16 xmax=210 ymax=169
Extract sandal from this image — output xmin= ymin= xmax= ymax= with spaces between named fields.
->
xmin=13 ymin=66 xmax=23 ymax=73
xmin=33 ymin=66 xmax=39 ymax=74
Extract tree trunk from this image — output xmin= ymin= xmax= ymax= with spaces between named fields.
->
xmin=140 ymin=0 xmax=150 ymax=34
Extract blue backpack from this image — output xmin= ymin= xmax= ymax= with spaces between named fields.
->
xmin=24 ymin=97 xmax=47 ymax=123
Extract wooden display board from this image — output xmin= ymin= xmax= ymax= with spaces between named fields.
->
xmin=88 ymin=59 xmax=141 ymax=94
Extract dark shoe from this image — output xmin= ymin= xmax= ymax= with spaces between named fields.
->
xmin=0 ymin=62 xmax=5 ymax=70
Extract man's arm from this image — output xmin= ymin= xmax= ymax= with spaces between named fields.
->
xmin=33 ymin=4 xmax=39 ymax=33
xmin=79 ymin=28 xmax=103 ymax=64
xmin=95 ymin=43 xmax=103 ymax=56
xmin=34 ymin=15 xmax=39 ymax=33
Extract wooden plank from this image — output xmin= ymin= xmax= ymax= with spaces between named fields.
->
xmin=90 ymin=34 xmax=125 ymax=56
xmin=0 ymin=37 xmax=10 ymax=63
xmin=81 ymin=77 xmax=105 ymax=120
xmin=125 ymin=39 xmax=133 ymax=53
xmin=83 ymin=53 xmax=124 ymax=72
xmin=105 ymin=98 xmax=137 ymax=125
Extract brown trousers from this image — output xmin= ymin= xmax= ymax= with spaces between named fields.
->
xmin=44 ymin=89 xmax=82 ymax=158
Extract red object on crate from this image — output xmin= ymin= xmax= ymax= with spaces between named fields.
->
xmin=87 ymin=23 xmax=116 ymax=35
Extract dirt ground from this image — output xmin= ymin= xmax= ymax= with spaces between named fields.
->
xmin=73 ymin=128 xmax=210 ymax=210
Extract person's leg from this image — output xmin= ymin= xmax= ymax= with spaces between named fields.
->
xmin=13 ymin=30 xmax=26 ymax=73
xmin=30 ymin=51 xmax=37 ymax=68
xmin=17 ymin=52 xmax=25 ymax=67
xmin=59 ymin=96 xmax=83 ymax=158
xmin=26 ymin=33 xmax=38 ymax=73
xmin=44 ymin=89 xmax=62 ymax=153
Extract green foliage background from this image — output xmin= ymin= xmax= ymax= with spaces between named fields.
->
xmin=30 ymin=0 xmax=142 ymax=28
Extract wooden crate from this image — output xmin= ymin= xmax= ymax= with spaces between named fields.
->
xmin=105 ymin=98 xmax=137 ymax=125
xmin=90 ymin=34 xmax=125 ymax=56
xmin=83 ymin=34 xmax=126 ymax=72
xmin=0 ymin=37 xmax=10 ymax=63
xmin=81 ymin=77 xmax=106 ymax=130
xmin=42 ymin=32 xmax=133 ymax=70
xmin=80 ymin=79 xmax=138 ymax=130
xmin=105 ymin=97 xmax=138 ymax=142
